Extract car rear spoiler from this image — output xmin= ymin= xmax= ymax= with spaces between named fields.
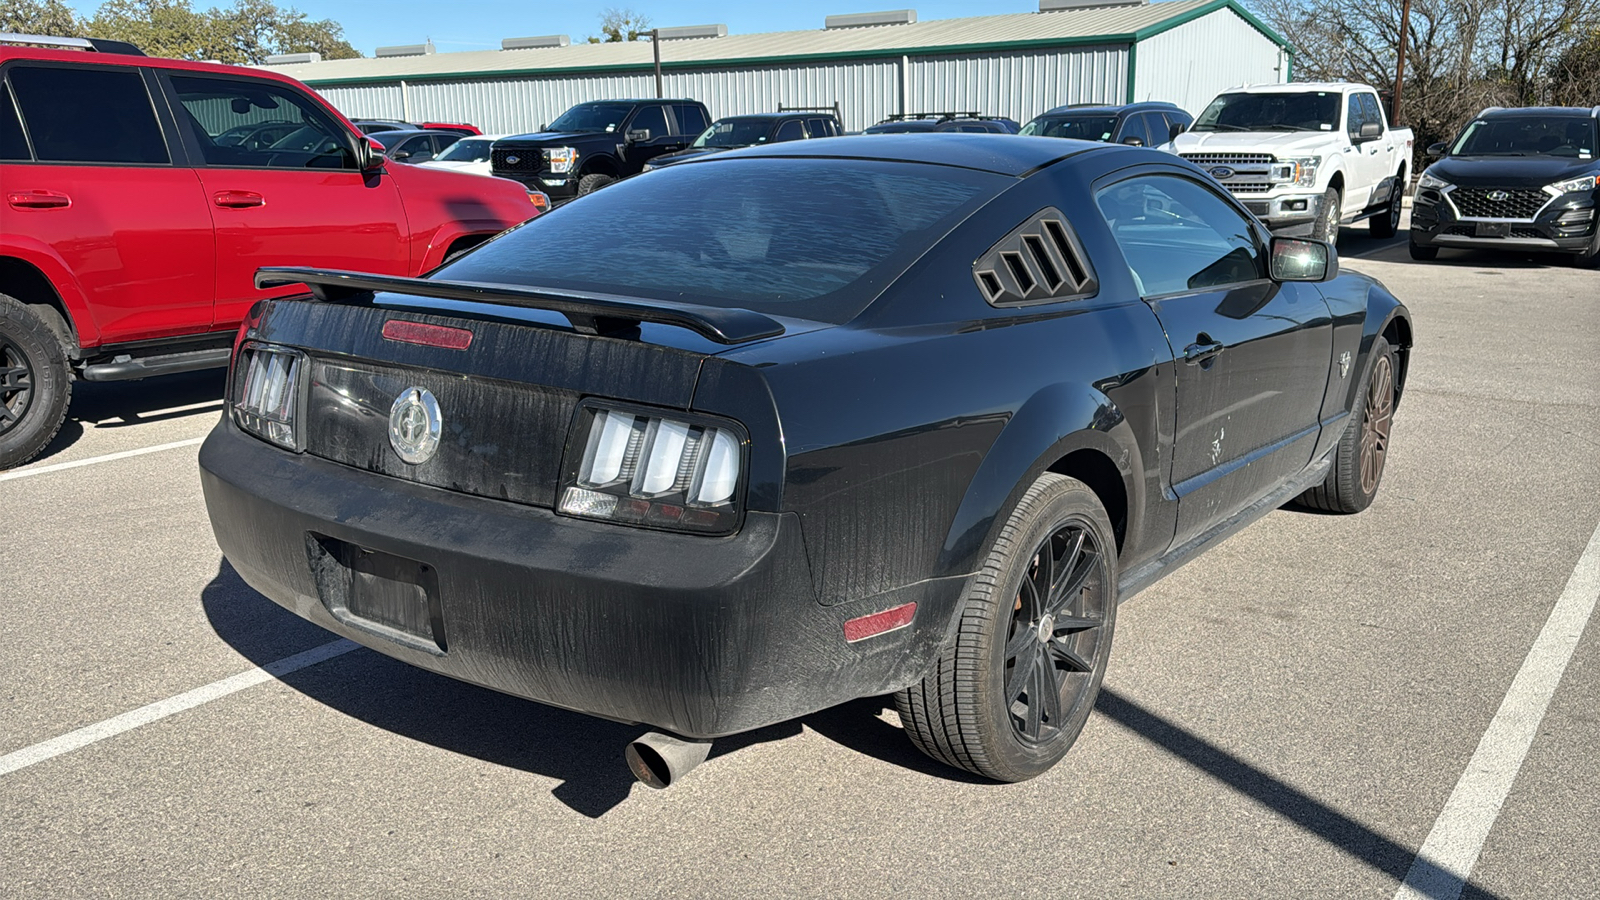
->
xmin=254 ymin=267 xmax=786 ymax=345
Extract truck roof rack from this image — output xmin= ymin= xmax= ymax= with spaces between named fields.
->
xmin=255 ymin=267 xmax=787 ymax=345
xmin=881 ymin=111 xmax=982 ymax=122
xmin=0 ymin=32 xmax=146 ymax=55
xmin=777 ymin=104 xmax=842 ymax=117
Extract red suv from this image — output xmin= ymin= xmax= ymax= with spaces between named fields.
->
xmin=0 ymin=35 xmax=539 ymax=468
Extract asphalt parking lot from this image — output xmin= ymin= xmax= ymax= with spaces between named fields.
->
xmin=3 ymin=219 xmax=1596 ymax=899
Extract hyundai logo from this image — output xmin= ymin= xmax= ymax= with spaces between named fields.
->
xmin=1209 ymin=166 xmax=1236 ymax=180
xmin=389 ymin=387 xmax=442 ymax=465
xmin=1486 ymin=190 xmax=1510 ymax=201
xmin=505 ymin=155 xmax=520 ymax=165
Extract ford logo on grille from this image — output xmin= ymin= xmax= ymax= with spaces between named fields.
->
xmin=1486 ymin=190 xmax=1510 ymax=201
xmin=505 ymin=155 xmax=520 ymax=165
xmin=1209 ymin=166 xmax=1236 ymax=180
xmin=389 ymin=387 xmax=442 ymax=465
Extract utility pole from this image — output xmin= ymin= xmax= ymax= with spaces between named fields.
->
xmin=1392 ymin=0 xmax=1413 ymax=124
xmin=651 ymin=29 xmax=662 ymax=98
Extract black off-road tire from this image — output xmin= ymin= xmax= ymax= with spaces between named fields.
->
xmin=1313 ymin=187 xmax=1342 ymax=246
xmin=576 ymin=173 xmax=615 ymax=196
xmin=0 ymin=294 xmax=72 ymax=469
xmin=1296 ymin=336 xmax=1398 ymax=513
xmin=1370 ymin=182 xmax=1402 ymax=238
xmin=1408 ymin=236 xmax=1439 ymax=261
xmin=1569 ymin=234 xmax=1600 ymax=269
xmin=895 ymin=473 xmax=1118 ymax=782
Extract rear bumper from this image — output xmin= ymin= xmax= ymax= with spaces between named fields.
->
xmin=199 ymin=421 xmax=964 ymax=739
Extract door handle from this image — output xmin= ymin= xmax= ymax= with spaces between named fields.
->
xmin=7 ymin=189 xmax=71 ymax=209
xmin=213 ymin=191 xmax=265 ymax=209
xmin=1184 ymin=337 xmax=1224 ymax=366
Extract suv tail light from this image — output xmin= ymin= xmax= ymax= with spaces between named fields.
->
xmin=232 ymin=343 xmax=306 ymax=451
xmin=559 ymin=404 xmax=745 ymax=534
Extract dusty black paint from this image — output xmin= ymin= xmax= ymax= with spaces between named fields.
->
xmin=201 ymin=136 xmax=1412 ymax=741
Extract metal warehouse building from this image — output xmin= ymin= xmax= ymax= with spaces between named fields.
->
xmin=263 ymin=0 xmax=1292 ymax=134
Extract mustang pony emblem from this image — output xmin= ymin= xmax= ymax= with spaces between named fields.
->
xmin=1339 ymin=351 xmax=1352 ymax=378
xmin=389 ymin=387 xmax=442 ymax=464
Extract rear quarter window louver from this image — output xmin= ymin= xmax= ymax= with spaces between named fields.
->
xmin=973 ymin=208 xmax=1098 ymax=307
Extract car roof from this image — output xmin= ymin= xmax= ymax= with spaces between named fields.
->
xmin=695 ymin=133 xmax=1095 ymax=176
xmin=1037 ymin=101 xmax=1181 ymax=116
xmin=1478 ymin=106 xmax=1598 ymax=119
xmin=1223 ymin=82 xmax=1374 ymax=94
xmin=717 ymin=113 xmax=824 ymax=122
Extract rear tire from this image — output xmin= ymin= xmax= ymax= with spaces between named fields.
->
xmin=0 ymin=294 xmax=72 ymax=469
xmin=1408 ymin=236 xmax=1438 ymax=261
xmin=1296 ymin=337 xmax=1397 ymax=513
xmin=576 ymin=173 xmax=614 ymax=196
xmin=895 ymin=473 xmax=1118 ymax=782
xmin=1369 ymin=182 xmax=1401 ymax=238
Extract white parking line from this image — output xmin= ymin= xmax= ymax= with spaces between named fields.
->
xmin=0 ymin=437 xmax=205 ymax=483
xmin=0 ymin=639 xmax=358 ymax=778
xmin=1393 ymin=518 xmax=1600 ymax=900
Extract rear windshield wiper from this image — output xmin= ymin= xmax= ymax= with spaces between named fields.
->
xmin=255 ymin=267 xmax=786 ymax=345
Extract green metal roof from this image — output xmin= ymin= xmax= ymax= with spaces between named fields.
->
xmin=261 ymin=1 xmax=1290 ymax=87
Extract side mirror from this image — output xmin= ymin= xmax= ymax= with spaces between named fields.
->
xmin=1359 ymin=121 xmax=1383 ymax=141
xmin=1122 ymin=136 xmax=1145 ymax=147
xmin=391 ymin=150 xmax=410 ymax=161
xmin=537 ymin=123 xmax=547 ymax=132
xmin=1426 ymin=141 xmax=1449 ymax=158
xmin=1269 ymin=236 xmax=1338 ymax=283
xmin=359 ymin=137 xmax=386 ymax=173
xmin=626 ymin=128 xmax=651 ymax=143
xmin=1169 ymin=122 xmax=1187 ymax=141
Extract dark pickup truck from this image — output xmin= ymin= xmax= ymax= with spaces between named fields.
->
xmin=491 ymin=99 xmax=712 ymax=201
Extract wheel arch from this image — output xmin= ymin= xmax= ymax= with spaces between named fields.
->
xmin=0 ymin=252 xmax=84 ymax=356
xmin=937 ymin=382 xmax=1144 ymax=585
xmin=580 ymin=154 xmax=620 ymax=178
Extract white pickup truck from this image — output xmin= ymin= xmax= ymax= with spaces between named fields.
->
xmin=1169 ymin=82 xmax=1415 ymax=245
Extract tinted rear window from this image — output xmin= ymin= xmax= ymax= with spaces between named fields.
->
xmin=437 ymin=158 xmax=1007 ymax=324
xmin=9 ymin=65 xmax=168 ymax=164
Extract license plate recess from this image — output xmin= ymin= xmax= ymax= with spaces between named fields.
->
xmin=307 ymin=534 xmax=447 ymax=654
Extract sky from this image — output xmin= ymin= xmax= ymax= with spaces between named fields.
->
xmin=67 ymin=1 xmax=1055 ymax=55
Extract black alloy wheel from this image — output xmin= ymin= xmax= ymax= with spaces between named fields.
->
xmin=1001 ymin=518 xmax=1112 ymax=747
xmin=0 ymin=331 xmax=34 ymax=439
xmin=0 ymin=294 xmax=73 ymax=469
xmin=1294 ymin=336 xmax=1398 ymax=513
xmin=896 ymin=473 xmax=1118 ymax=782
xmin=1359 ymin=349 xmax=1395 ymax=496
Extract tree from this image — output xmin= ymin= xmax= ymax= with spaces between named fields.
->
xmin=1 ymin=0 xmax=87 ymax=36
xmin=1250 ymin=0 xmax=1600 ymax=154
xmin=585 ymin=7 xmax=651 ymax=44
xmin=1550 ymin=28 xmax=1600 ymax=106
xmin=78 ymin=0 xmax=359 ymax=63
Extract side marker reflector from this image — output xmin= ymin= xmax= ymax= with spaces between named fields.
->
xmin=843 ymin=602 xmax=917 ymax=643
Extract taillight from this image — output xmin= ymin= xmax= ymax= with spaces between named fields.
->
xmin=558 ymin=404 xmax=745 ymax=534
xmin=231 ymin=342 xmax=306 ymax=451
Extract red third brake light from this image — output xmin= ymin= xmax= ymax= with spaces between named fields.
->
xmin=843 ymin=602 xmax=917 ymax=643
xmin=382 ymin=319 xmax=474 ymax=350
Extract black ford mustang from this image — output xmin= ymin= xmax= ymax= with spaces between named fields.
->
xmin=200 ymin=136 xmax=1412 ymax=787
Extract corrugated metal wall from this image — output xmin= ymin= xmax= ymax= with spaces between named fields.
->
xmin=906 ymin=45 xmax=1127 ymax=123
xmin=313 ymin=45 xmax=1127 ymax=134
xmin=1132 ymin=10 xmax=1285 ymax=115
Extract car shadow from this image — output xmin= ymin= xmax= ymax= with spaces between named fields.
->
xmin=31 ymin=369 xmax=227 ymax=464
xmin=200 ymin=559 xmax=987 ymax=818
xmin=1340 ymin=223 xmax=1577 ymax=270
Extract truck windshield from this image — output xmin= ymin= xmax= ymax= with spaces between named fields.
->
xmin=435 ymin=158 xmax=1007 ymax=324
xmin=1020 ymin=115 xmax=1117 ymax=141
xmin=693 ymin=119 xmax=771 ymax=148
xmin=1450 ymin=116 xmax=1597 ymax=158
xmin=435 ymin=138 xmax=493 ymax=162
xmin=547 ymin=102 xmax=635 ymax=134
xmin=1192 ymin=92 xmax=1341 ymax=133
